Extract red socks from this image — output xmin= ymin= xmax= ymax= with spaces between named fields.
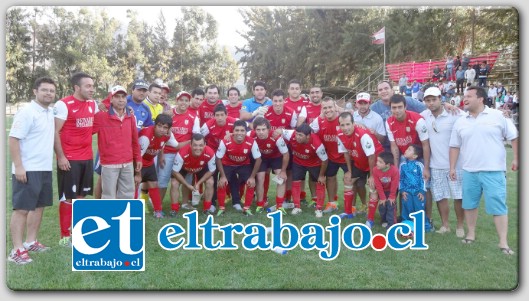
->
xmin=367 ymin=198 xmax=378 ymax=221
xmin=171 ymin=202 xmax=180 ymax=212
xmin=217 ymin=185 xmax=227 ymax=210
xmin=59 ymin=201 xmax=72 ymax=237
xmin=344 ymin=190 xmax=354 ymax=214
xmin=316 ymin=183 xmax=325 ymax=210
xmin=148 ymin=188 xmax=162 ymax=211
xmin=244 ymin=185 xmax=255 ymax=210
xmin=264 ymin=173 xmax=270 ymax=197
xmin=292 ymin=181 xmax=301 ymax=208
xmin=300 ymin=191 xmax=307 ymax=200
xmin=275 ymin=196 xmax=285 ymax=209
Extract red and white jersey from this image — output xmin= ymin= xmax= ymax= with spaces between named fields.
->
xmin=187 ymin=106 xmax=199 ymax=119
xmin=310 ymin=116 xmax=344 ymax=163
xmin=284 ymin=97 xmax=308 ymax=119
xmin=200 ymin=116 xmax=237 ymax=151
xmin=216 ymin=136 xmax=261 ymax=166
xmin=226 ymin=102 xmax=242 ymax=119
xmin=54 ymin=95 xmax=98 ymax=160
xmin=198 ymin=99 xmax=229 ymax=126
xmin=283 ymin=130 xmax=328 ymax=167
xmin=249 ymin=130 xmax=289 ymax=159
xmin=305 ymin=102 xmax=322 ymax=124
xmin=138 ymin=126 xmax=178 ymax=167
xmin=164 ymin=109 xmax=200 ymax=154
xmin=172 ymin=144 xmax=216 ymax=174
xmin=264 ymin=106 xmax=298 ymax=131
xmin=337 ymin=126 xmax=384 ymax=172
xmin=385 ymin=111 xmax=429 ymax=154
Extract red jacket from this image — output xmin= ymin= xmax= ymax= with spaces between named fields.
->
xmin=93 ymin=107 xmax=141 ymax=165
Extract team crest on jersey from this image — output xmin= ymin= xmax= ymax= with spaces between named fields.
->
xmin=267 ymin=144 xmax=271 ymax=148
xmin=185 ymin=120 xmax=189 ymax=125
xmin=421 ymin=125 xmax=427 ymax=133
xmin=243 ymin=149 xmax=248 ymax=154
xmin=141 ymin=112 xmax=146 ymax=117
xmin=282 ymin=118 xmax=286 ymax=124
xmin=305 ymin=149 xmax=310 ymax=153
xmin=200 ymin=161 xmax=204 ymax=165
xmin=365 ymin=141 xmax=372 ymax=149
xmin=406 ymin=127 xmax=411 ymax=132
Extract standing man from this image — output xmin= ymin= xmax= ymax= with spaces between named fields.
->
xmin=159 ymin=83 xmax=172 ymax=112
xmin=284 ymin=79 xmax=309 ymax=127
xmin=449 ymin=86 xmax=518 ymax=254
xmin=199 ymin=84 xmax=227 ymax=126
xmin=305 ymin=86 xmax=324 ymax=124
xmin=93 ymin=85 xmax=142 ymax=199
xmin=240 ymin=81 xmax=272 ymax=124
xmin=188 ymin=88 xmax=205 ymax=118
xmin=464 ymin=64 xmax=477 ymax=87
xmin=54 ymin=72 xmax=97 ymax=247
xmin=353 ymin=92 xmax=386 ymax=144
xmin=126 ymin=79 xmax=154 ymax=131
xmin=226 ymin=87 xmax=242 ymax=119
xmin=9 ymin=77 xmax=56 ymax=264
xmin=421 ymin=87 xmax=466 ymax=237
xmin=398 ymin=73 xmax=408 ymax=95
xmin=455 ymin=66 xmax=466 ymax=94
xmin=143 ymin=83 xmax=164 ymax=121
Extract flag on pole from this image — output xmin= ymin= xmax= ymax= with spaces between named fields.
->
xmin=371 ymin=27 xmax=385 ymax=45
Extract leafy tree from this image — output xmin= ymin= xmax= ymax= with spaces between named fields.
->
xmin=6 ymin=7 xmax=32 ymax=103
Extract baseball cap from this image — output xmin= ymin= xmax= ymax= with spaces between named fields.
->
xmin=160 ymin=83 xmax=171 ymax=93
xmin=424 ymin=87 xmax=442 ymax=98
xmin=110 ymin=85 xmax=127 ymax=96
xmin=176 ymin=91 xmax=192 ymax=100
xmin=133 ymin=79 xmax=149 ymax=90
xmin=356 ymin=92 xmax=371 ymax=103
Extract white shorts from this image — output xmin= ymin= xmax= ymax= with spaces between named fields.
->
xmin=430 ymin=168 xmax=463 ymax=202
xmin=155 ymin=153 xmax=177 ymax=189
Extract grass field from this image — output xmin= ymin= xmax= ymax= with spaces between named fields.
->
xmin=4 ymin=116 xmax=519 ymax=291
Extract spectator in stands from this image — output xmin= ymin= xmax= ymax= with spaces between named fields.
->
xmin=455 ymin=66 xmax=465 ymax=94
xmin=411 ymin=80 xmax=421 ymax=100
xmin=478 ymin=61 xmax=489 ymax=87
xmin=487 ymin=83 xmax=497 ymax=108
xmin=398 ymin=73 xmax=408 ymax=95
xmin=464 ymin=64 xmax=476 ymax=86
xmin=461 ymin=53 xmax=470 ymax=70
xmin=432 ymin=65 xmax=441 ymax=82
xmin=446 ymin=56 xmax=455 ymax=81
xmin=453 ymin=55 xmax=461 ymax=71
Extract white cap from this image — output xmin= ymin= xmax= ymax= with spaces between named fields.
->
xmin=424 ymin=87 xmax=442 ymax=98
xmin=356 ymin=92 xmax=371 ymax=103
xmin=110 ymin=85 xmax=127 ymax=96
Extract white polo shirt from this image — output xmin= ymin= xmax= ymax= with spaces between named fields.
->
xmin=421 ymin=108 xmax=466 ymax=169
xmin=353 ymin=110 xmax=386 ymax=137
xmin=449 ymin=106 xmax=518 ymax=172
xmin=9 ymin=100 xmax=55 ymax=173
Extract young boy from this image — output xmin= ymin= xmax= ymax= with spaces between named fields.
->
xmin=399 ymin=144 xmax=433 ymax=232
xmin=368 ymin=152 xmax=399 ymax=229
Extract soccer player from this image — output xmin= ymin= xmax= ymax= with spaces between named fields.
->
xmin=284 ymin=79 xmax=309 ymax=127
xmin=172 ymin=133 xmax=216 ymax=216
xmin=226 ymin=86 xmax=242 ymax=119
xmin=54 ymin=72 xmax=97 ymax=247
xmin=216 ymin=120 xmax=262 ymax=216
xmin=251 ymin=117 xmax=289 ymax=214
xmin=310 ymin=97 xmax=345 ymax=214
xmin=449 ymin=86 xmax=518 ymax=254
xmin=240 ymin=81 xmax=272 ymax=124
xmin=305 ymin=86 xmax=324 ymax=124
xmin=280 ymin=124 xmax=328 ymax=217
xmin=337 ymin=112 xmax=384 ymax=220
xmin=265 ymin=89 xmax=298 ymax=131
xmin=200 ymin=104 xmax=237 ymax=212
xmin=143 ymin=83 xmax=164 ymax=121
xmin=9 ymin=77 xmax=56 ymax=264
xmin=93 ymin=85 xmax=142 ymax=199
xmin=188 ymin=88 xmax=205 ymax=118
xmin=198 ymin=84 xmax=227 ymax=126
xmin=138 ymin=114 xmax=178 ymax=218
xmin=157 ymin=91 xmax=200 ymax=212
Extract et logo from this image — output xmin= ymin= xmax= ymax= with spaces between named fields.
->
xmin=71 ymin=199 xmax=145 ymax=271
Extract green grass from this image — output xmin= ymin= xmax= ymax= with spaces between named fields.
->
xmin=5 ymin=116 xmax=519 ymax=291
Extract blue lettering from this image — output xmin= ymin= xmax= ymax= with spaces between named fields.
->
xmin=157 ymin=223 xmax=185 ymax=251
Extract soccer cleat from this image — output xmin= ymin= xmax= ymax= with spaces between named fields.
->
xmin=216 ymin=209 xmax=225 ymax=217
xmin=291 ymin=208 xmax=303 ymax=215
xmin=169 ymin=210 xmax=178 ymax=218
xmin=8 ymin=248 xmax=32 ymax=265
xmin=181 ymin=203 xmax=195 ymax=210
xmin=338 ymin=212 xmax=355 ymax=219
xmin=277 ymin=207 xmax=288 ymax=215
xmin=365 ymin=220 xmax=375 ymax=229
xmin=307 ymin=200 xmax=317 ymax=208
xmin=315 ymin=210 xmax=323 ymax=218
xmin=59 ymin=236 xmax=72 ymax=247
xmin=243 ymin=209 xmax=253 ymax=216
xmin=153 ymin=210 xmax=165 ymax=219
xmin=232 ymin=204 xmax=243 ymax=211
xmin=255 ymin=206 xmax=264 ymax=214
xmin=24 ymin=241 xmax=50 ymax=252
xmin=203 ymin=210 xmax=212 ymax=216
xmin=323 ymin=202 xmax=338 ymax=213
xmin=209 ymin=205 xmax=217 ymax=214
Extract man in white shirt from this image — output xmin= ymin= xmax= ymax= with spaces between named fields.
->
xmin=421 ymin=87 xmax=466 ymax=237
xmin=449 ymin=86 xmax=518 ymax=255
